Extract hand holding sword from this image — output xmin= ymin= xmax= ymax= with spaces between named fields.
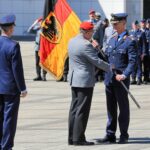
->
xmin=95 ymin=44 xmax=141 ymax=109
xmin=114 ymin=71 xmax=141 ymax=109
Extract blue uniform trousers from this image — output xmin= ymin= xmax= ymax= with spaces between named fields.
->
xmin=105 ymin=85 xmax=129 ymax=139
xmin=0 ymin=94 xmax=20 ymax=150
xmin=143 ymin=55 xmax=149 ymax=81
xmin=131 ymin=55 xmax=142 ymax=80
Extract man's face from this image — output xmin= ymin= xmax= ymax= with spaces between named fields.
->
xmin=84 ymin=29 xmax=94 ymax=40
xmin=112 ymin=21 xmax=124 ymax=31
xmin=89 ymin=13 xmax=95 ymax=20
xmin=140 ymin=22 xmax=146 ymax=28
xmin=132 ymin=23 xmax=139 ymax=30
xmin=146 ymin=23 xmax=150 ymax=28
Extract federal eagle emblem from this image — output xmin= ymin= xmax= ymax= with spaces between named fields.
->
xmin=41 ymin=12 xmax=62 ymax=43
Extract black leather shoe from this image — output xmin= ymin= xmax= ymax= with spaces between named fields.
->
xmin=73 ymin=141 xmax=94 ymax=146
xmin=33 ymin=76 xmax=42 ymax=81
xmin=137 ymin=80 xmax=141 ymax=85
xmin=42 ymin=76 xmax=47 ymax=81
xmin=118 ymin=138 xmax=128 ymax=144
xmin=97 ymin=135 xmax=116 ymax=143
xmin=68 ymin=140 xmax=73 ymax=145
xmin=130 ymin=80 xmax=137 ymax=85
xmin=63 ymin=76 xmax=67 ymax=82
xmin=143 ymin=80 xmax=147 ymax=84
xmin=56 ymin=77 xmax=63 ymax=82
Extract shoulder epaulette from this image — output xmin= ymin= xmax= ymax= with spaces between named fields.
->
xmin=111 ymin=32 xmax=117 ymax=39
xmin=112 ymin=30 xmax=117 ymax=36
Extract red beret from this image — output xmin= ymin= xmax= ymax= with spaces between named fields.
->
xmin=80 ymin=22 xmax=94 ymax=30
xmin=89 ymin=10 xmax=95 ymax=14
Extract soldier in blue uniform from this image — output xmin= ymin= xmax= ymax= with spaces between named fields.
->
xmin=140 ymin=19 xmax=149 ymax=84
xmin=129 ymin=20 xmax=146 ymax=85
xmin=0 ymin=14 xmax=27 ymax=150
xmin=146 ymin=19 xmax=150 ymax=81
xmin=100 ymin=13 xmax=137 ymax=144
xmin=146 ymin=19 xmax=150 ymax=53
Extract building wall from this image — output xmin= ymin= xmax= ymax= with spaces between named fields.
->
xmin=68 ymin=0 xmax=126 ymax=21
xmin=0 ymin=0 xmax=143 ymax=35
xmin=68 ymin=0 xmax=143 ymax=29
xmin=125 ymin=0 xmax=143 ymax=28
xmin=0 ymin=0 xmax=44 ymax=35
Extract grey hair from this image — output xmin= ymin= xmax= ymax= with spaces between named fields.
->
xmin=79 ymin=28 xmax=87 ymax=34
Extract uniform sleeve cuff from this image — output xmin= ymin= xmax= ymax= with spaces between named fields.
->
xmin=122 ymin=74 xmax=127 ymax=79
xmin=21 ymin=89 xmax=27 ymax=94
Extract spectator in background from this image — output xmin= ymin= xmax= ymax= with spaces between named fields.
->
xmin=129 ymin=20 xmax=146 ymax=85
xmin=28 ymin=17 xmax=47 ymax=81
xmin=95 ymin=12 xmax=101 ymax=22
xmin=103 ymin=18 xmax=109 ymax=32
xmin=140 ymin=19 xmax=149 ymax=84
xmin=103 ymin=24 xmax=116 ymax=51
xmin=92 ymin=12 xmax=105 ymax=82
xmin=146 ymin=19 xmax=150 ymax=82
xmin=87 ymin=10 xmax=97 ymax=25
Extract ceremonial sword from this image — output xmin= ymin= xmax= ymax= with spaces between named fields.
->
xmin=97 ymin=47 xmax=141 ymax=109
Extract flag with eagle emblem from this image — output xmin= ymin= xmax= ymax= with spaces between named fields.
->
xmin=40 ymin=0 xmax=81 ymax=80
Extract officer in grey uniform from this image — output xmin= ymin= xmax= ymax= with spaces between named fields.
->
xmin=0 ymin=14 xmax=27 ymax=150
xmin=100 ymin=13 xmax=136 ymax=144
xmin=68 ymin=21 xmax=111 ymax=146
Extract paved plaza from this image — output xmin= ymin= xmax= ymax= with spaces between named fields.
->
xmin=14 ymin=42 xmax=150 ymax=150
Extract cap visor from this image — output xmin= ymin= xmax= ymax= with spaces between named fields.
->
xmin=111 ymin=20 xmax=120 ymax=24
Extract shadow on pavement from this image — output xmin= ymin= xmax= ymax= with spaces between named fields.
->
xmin=93 ymin=137 xmax=150 ymax=144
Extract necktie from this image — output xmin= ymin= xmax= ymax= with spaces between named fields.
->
xmin=118 ymin=35 xmax=121 ymax=42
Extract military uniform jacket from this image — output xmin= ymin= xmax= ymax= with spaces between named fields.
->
xmin=0 ymin=36 xmax=26 ymax=94
xmin=145 ymin=28 xmax=150 ymax=54
xmin=68 ymin=34 xmax=110 ymax=88
xmin=129 ymin=29 xmax=146 ymax=56
xmin=141 ymin=28 xmax=149 ymax=55
xmin=104 ymin=31 xmax=137 ymax=86
xmin=92 ymin=20 xmax=104 ymax=47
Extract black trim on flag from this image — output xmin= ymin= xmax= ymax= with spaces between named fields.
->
xmin=43 ymin=0 xmax=58 ymax=19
